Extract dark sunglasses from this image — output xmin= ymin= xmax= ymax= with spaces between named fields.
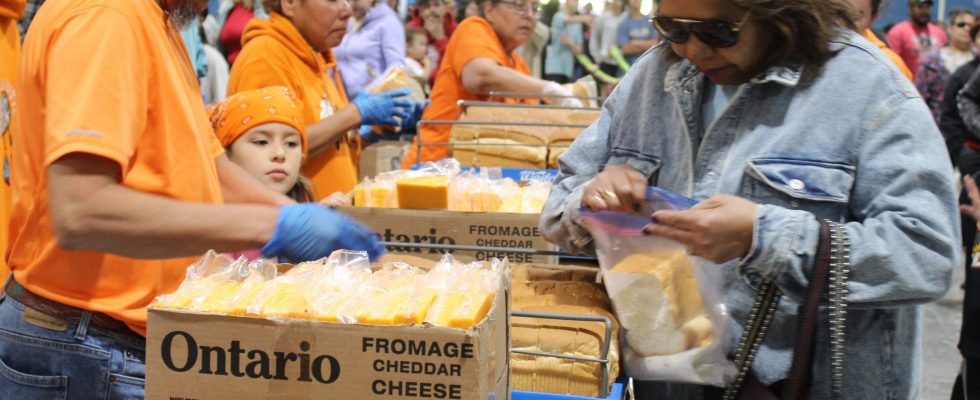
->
xmin=650 ymin=12 xmax=750 ymax=48
xmin=956 ymin=22 xmax=972 ymax=28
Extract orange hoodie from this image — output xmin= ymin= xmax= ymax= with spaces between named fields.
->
xmin=228 ymin=12 xmax=358 ymax=199
xmin=864 ymin=28 xmax=913 ymax=81
xmin=0 ymin=0 xmax=25 ymax=283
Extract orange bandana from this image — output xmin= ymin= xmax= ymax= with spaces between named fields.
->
xmin=209 ymin=86 xmax=307 ymax=152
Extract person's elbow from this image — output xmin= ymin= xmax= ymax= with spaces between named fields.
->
xmin=461 ymin=65 xmax=498 ymax=94
xmin=49 ymin=201 xmax=91 ymax=251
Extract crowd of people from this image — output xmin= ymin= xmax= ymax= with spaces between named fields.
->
xmin=3 ymin=0 xmax=980 ymax=398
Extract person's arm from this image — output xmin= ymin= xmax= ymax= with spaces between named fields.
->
xmin=588 ymin=13 xmax=605 ymax=58
xmin=47 ymin=153 xmax=279 ymax=259
xmin=565 ymin=15 xmax=594 ymax=25
xmin=304 ymin=106 xmax=363 ymax=158
xmin=958 ymin=67 xmax=980 ymax=138
xmin=215 ymin=154 xmax=295 ymax=206
xmin=459 ymin=57 xmax=550 ymax=96
xmin=381 ymin=16 xmax=407 ymax=71
xmin=939 ymin=65 xmax=970 ymax=166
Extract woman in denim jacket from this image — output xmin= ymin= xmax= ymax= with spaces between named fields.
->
xmin=539 ymin=0 xmax=960 ymax=398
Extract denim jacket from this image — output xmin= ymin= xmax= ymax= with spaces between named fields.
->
xmin=540 ymin=29 xmax=960 ymax=399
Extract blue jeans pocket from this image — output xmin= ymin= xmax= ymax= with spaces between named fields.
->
xmin=0 ymin=352 xmax=68 ymax=399
xmin=106 ymin=373 xmax=144 ymax=400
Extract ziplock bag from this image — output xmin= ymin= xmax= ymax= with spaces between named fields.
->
xmin=579 ymin=187 xmax=735 ymax=387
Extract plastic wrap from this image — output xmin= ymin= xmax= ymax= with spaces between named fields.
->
xmin=579 ymin=187 xmax=735 ymax=387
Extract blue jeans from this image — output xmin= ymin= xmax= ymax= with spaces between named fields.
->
xmin=0 ymin=291 xmax=146 ymax=399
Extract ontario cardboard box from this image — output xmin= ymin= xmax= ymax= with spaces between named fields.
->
xmin=145 ymin=277 xmax=510 ymax=400
xmin=337 ymin=206 xmax=557 ymax=265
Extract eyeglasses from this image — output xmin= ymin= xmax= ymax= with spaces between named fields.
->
xmin=496 ymin=0 xmax=539 ymax=16
xmin=650 ymin=12 xmax=750 ymax=48
xmin=955 ymin=22 xmax=972 ymax=28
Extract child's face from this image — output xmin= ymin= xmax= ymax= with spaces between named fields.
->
xmin=227 ymin=123 xmax=303 ymax=195
xmin=407 ymin=34 xmax=428 ymax=60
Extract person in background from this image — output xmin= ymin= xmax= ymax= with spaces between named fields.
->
xmin=407 ymin=0 xmax=458 ymax=83
xmin=405 ymin=26 xmax=436 ymax=91
xmin=401 ymin=0 xmax=582 ymax=167
xmin=590 ymin=0 xmax=626 ymax=83
xmin=615 ymin=0 xmax=657 ymax=66
xmin=14 ymin=0 xmax=39 ymax=38
xmin=218 ymin=0 xmax=256 ymax=65
xmin=544 ymin=0 xmax=584 ymax=84
xmin=917 ymin=8 xmax=975 ymax=124
xmin=334 ymin=0 xmax=405 ymax=97
xmin=851 ymin=0 xmax=913 ymax=80
xmin=942 ymin=24 xmax=980 ymax=171
xmin=953 ymin=173 xmax=980 ymax=400
xmin=540 ymin=0 xmax=958 ymax=398
xmin=3 ymin=0 xmax=384 ymax=396
xmin=229 ymin=0 xmax=423 ymax=200
xmin=521 ymin=19 xmax=550 ymax=78
xmin=886 ymin=0 xmax=947 ymax=77
xmin=462 ymin=0 xmax=478 ymax=19
xmin=0 ymin=0 xmax=24 ymax=288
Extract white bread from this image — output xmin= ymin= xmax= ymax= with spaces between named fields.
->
xmin=609 ymin=251 xmax=713 ymax=356
xmin=511 ymin=304 xmax=620 ymax=397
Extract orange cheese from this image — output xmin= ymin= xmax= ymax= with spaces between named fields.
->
xmin=397 ymin=176 xmax=449 ymax=209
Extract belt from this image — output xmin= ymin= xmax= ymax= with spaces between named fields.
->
xmin=3 ymin=279 xmax=140 ymax=338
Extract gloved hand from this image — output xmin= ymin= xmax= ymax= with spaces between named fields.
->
xmin=351 ymin=88 xmax=415 ymax=127
xmin=359 ymin=125 xmax=381 ymax=145
xmin=397 ymin=99 xmax=428 ymax=133
xmin=260 ymin=204 xmax=385 ymax=262
xmin=541 ymin=81 xmax=584 ymax=108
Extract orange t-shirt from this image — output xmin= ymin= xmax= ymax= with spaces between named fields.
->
xmin=11 ymin=0 xmax=225 ymax=336
xmin=0 ymin=0 xmax=25 ymax=285
xmin=228 ymin=12 xmax=359 ymax=199
xmin=864 ymin=28 xmax=913 ymax=81
xmin=401 ymin=16 xmax=536 ymax=168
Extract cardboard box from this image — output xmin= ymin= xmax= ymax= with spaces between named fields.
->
xmin=360 ymin=141 xmax=409 ymax=180
xmin=338 ymin=206 xmax=558 ymax=265
xmin=146 ymin=273 xmax=511 ymax=400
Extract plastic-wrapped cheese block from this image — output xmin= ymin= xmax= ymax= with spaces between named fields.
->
xmin=396 ymin=175 xmax=449 ymax=209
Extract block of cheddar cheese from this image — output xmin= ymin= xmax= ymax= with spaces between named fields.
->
xmin=396 ymin=175 xmax=449 ymax=209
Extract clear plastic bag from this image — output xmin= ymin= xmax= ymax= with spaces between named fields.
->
xmin=153 ymin=251 xmax=247 ymax=310
xmin=579 ymin=187 xmax=735 ymax=387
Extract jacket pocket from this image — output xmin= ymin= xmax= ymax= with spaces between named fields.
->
xmin=608 ymin=148 xmax=662 ymax=184
xmin=741 ymin=158 xmax=854 ymax=221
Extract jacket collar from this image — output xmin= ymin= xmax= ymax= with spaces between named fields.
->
xmin=665 ymin=58 xmax=805 ymax=93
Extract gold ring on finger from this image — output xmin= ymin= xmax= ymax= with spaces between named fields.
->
xmin=601 ymin=189 xmax=618 ymax=201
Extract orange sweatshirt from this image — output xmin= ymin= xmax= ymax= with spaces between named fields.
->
xmin=0 ymin=0 xmax=25 ymax=282
xmin=228 ymin=12 xmax=359 ymax=198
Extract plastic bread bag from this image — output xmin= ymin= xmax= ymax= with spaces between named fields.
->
xmin=366 ymin=66 xmax=426 ymax=132
xmin=578 ymin=187 xmax=735 ymax=387
xmin=153 ymin=250 xmax=247 ymax=310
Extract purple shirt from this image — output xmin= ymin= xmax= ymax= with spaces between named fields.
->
xmin=333 ymin=4 xmax=406 ymax=97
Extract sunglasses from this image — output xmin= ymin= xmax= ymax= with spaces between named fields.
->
xmin=650 ymin=12 xmax=750 ymax=48
xmin=956 ymin=22 xmax=972 ymax=28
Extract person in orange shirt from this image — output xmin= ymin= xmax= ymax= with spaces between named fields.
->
xmin=1 ymin=0 xmax=382 ymax=396
xmin=228 ymin=0 xmax=424 ymax=200
xmin=401 ymin=0 xmax=583 ymax=168
xmin=852 ymin=0 xmax=914 ymax=80
xmin=0 ymin=0 xmax=24 ymax=290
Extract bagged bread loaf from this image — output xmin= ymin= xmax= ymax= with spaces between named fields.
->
xmin=579 ymin=186 xmax=736 ymax=387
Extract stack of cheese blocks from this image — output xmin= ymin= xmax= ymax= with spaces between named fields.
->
xmin=449 ymin=106 xmax=600 ymax=169
xmin=610 ymin=250 xmax=713 ymax=356
xmin=509 ymin=264 xmax=621 ymax=398
xmin=352 ymin=166 xmax=550 ymax=213
xmin=153 ymin=251 xmax=504 ymax=330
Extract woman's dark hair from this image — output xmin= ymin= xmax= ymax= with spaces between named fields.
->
xmin=730 ymin=0 xmax=857 ymax=69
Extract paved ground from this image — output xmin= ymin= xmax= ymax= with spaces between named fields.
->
xmin=922 ymin=265 xmax=966 ymax=400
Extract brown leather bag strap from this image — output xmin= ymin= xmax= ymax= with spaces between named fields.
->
xmin=783 ymin=220 xmax=850 ymax=400
xmin=782 ymin=220 xmax=832 ymax=399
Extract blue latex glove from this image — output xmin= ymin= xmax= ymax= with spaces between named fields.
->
xmin=398 ymin=99 xmax=428 ymax=134
xmin=260 ymin=204 xmax=385 ymax=262
xmin=351 ymin=88 xmax=414 ymax=127
xmin=359 ymin=125 xmax=381 ymax=145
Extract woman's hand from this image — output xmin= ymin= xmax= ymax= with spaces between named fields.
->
xmin=581 ymin=164 xmax=648 ymax=212
xmin=645 ymin=195 xmax=757 ymax=264
xmin=961 ymin=175 xmax=980 ymax=223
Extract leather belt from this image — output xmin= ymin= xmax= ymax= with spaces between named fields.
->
xmin=3 ymin=279 xmax=140 ymax=338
